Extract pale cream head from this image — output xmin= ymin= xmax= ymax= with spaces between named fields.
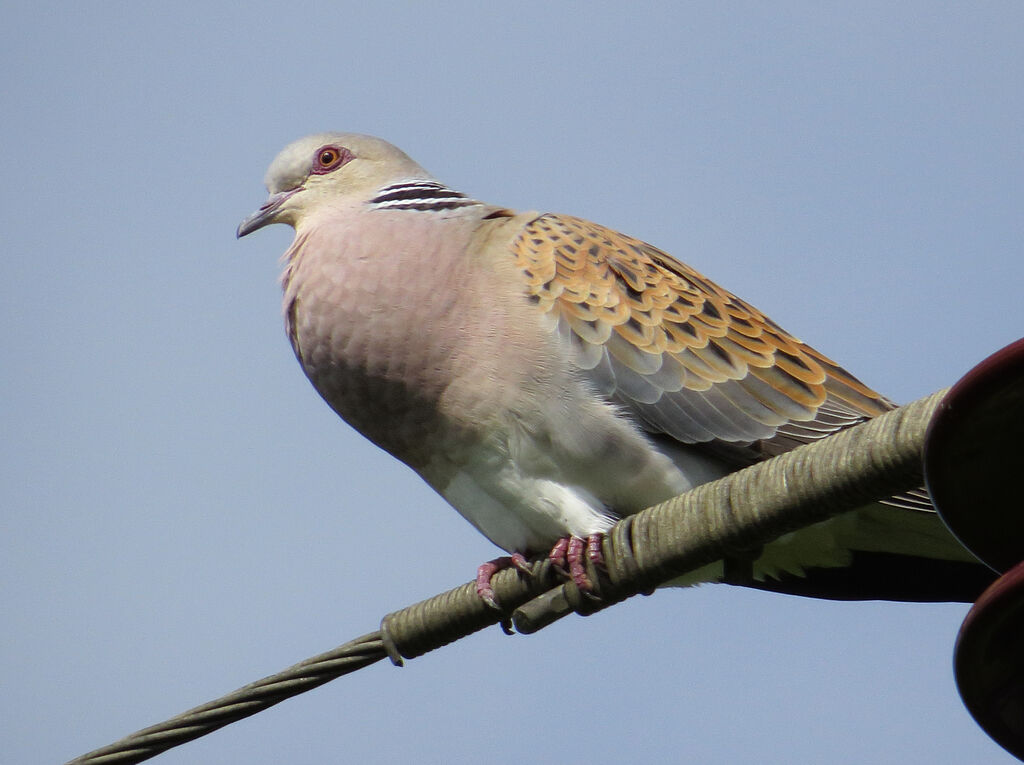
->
xmin=237 ymin=133 xmax=432 ymax=237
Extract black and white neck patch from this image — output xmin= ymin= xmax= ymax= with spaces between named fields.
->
xmin=368 ymin=181 xmax=482 ymax=211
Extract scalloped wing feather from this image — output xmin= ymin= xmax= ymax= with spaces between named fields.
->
xmin=513 ymin=214 xmax=894 ymax=458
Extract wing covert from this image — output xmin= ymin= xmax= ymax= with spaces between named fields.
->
xmin=513 ymin=213 xmax=893 ymax=453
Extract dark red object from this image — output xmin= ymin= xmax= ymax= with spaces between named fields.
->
xmin=924 ymin=337 xmax=1024 ymax=760
xmin=954 ymin=560 xmax=1024 ymax=761
xmin=925 ymin=337 xmax=1024 ymax=571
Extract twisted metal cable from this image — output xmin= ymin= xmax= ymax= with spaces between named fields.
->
xmin=65 ymin=633 xmax=386 ymax=764
xmin=67 ymin=390 xmax=949 ymax=764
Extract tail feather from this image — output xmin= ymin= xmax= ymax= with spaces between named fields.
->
xmin=728 ymin=551 xmax=995 ymax=602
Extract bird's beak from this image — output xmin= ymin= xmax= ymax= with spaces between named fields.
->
xmin=236 ymin=187 xmax=302 ymax=238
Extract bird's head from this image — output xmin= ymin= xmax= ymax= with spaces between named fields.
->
xmin=236 ymin=132 xmax=430 ymax=237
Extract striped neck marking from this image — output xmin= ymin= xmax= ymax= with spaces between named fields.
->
xmin=369 ymin=180 xmax=482 ymax=211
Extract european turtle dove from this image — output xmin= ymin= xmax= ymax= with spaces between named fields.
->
xmin=238 ymin=133 xmax=991 ymax=606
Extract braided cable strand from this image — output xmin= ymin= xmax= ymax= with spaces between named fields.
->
xmin=66 ymin=633 xmax=387 ymax=764
xmin=622 ymin=388 xmax=946 ymax=586
xmin=66 ymin=391 xmax=947 ymax=764
xmin=514 ymin=389 xmax=948 ymax=629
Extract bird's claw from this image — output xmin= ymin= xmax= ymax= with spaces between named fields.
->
xmin=548 ymin=533 xmax=606 ymax=594
xmin=475 ymin=553 xmax=532 ymax=610
xmin=476 ymin=534 xmax=606 ymax=613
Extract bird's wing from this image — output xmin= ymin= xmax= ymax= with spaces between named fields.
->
xmin=512 ymin=213 xmax=894 ymax=461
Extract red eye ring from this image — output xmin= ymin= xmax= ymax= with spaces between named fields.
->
xmin=312 ymin=145 xmax=352 ymax=174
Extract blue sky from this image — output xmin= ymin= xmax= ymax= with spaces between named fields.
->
xmin=4 ymin=3 xmax=1023 ymax=763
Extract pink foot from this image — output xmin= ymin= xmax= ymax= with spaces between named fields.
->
xmin=476 ymin=553 xmax=531 ymax=610
xmin=548 ymin=533 xmax=606 ymax=592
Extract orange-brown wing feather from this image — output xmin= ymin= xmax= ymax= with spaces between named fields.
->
xmin=513 ymin=213 xmax=893 ymax=454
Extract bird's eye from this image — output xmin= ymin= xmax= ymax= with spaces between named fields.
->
xmin=312 ymin=145 xmax=351 ymax=174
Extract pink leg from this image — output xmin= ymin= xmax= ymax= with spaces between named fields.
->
xmin=586 ymin=533 xmax=605 ymax=567
xmin=566 ymin=536 xmax=588 ymax=589
xmin=549 ymin=533 xmax=606 ymax=592
xmin=475 ymin=553 xmax=531 ymax=610
xmin=548 ymin=537 xmax=571 ymax=570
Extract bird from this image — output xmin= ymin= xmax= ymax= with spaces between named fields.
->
xmin=238 ymin=132 xmax=993 ymax=606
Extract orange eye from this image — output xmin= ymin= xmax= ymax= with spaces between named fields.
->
xmin=312 ymin=145 xmax=351 ymax=174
